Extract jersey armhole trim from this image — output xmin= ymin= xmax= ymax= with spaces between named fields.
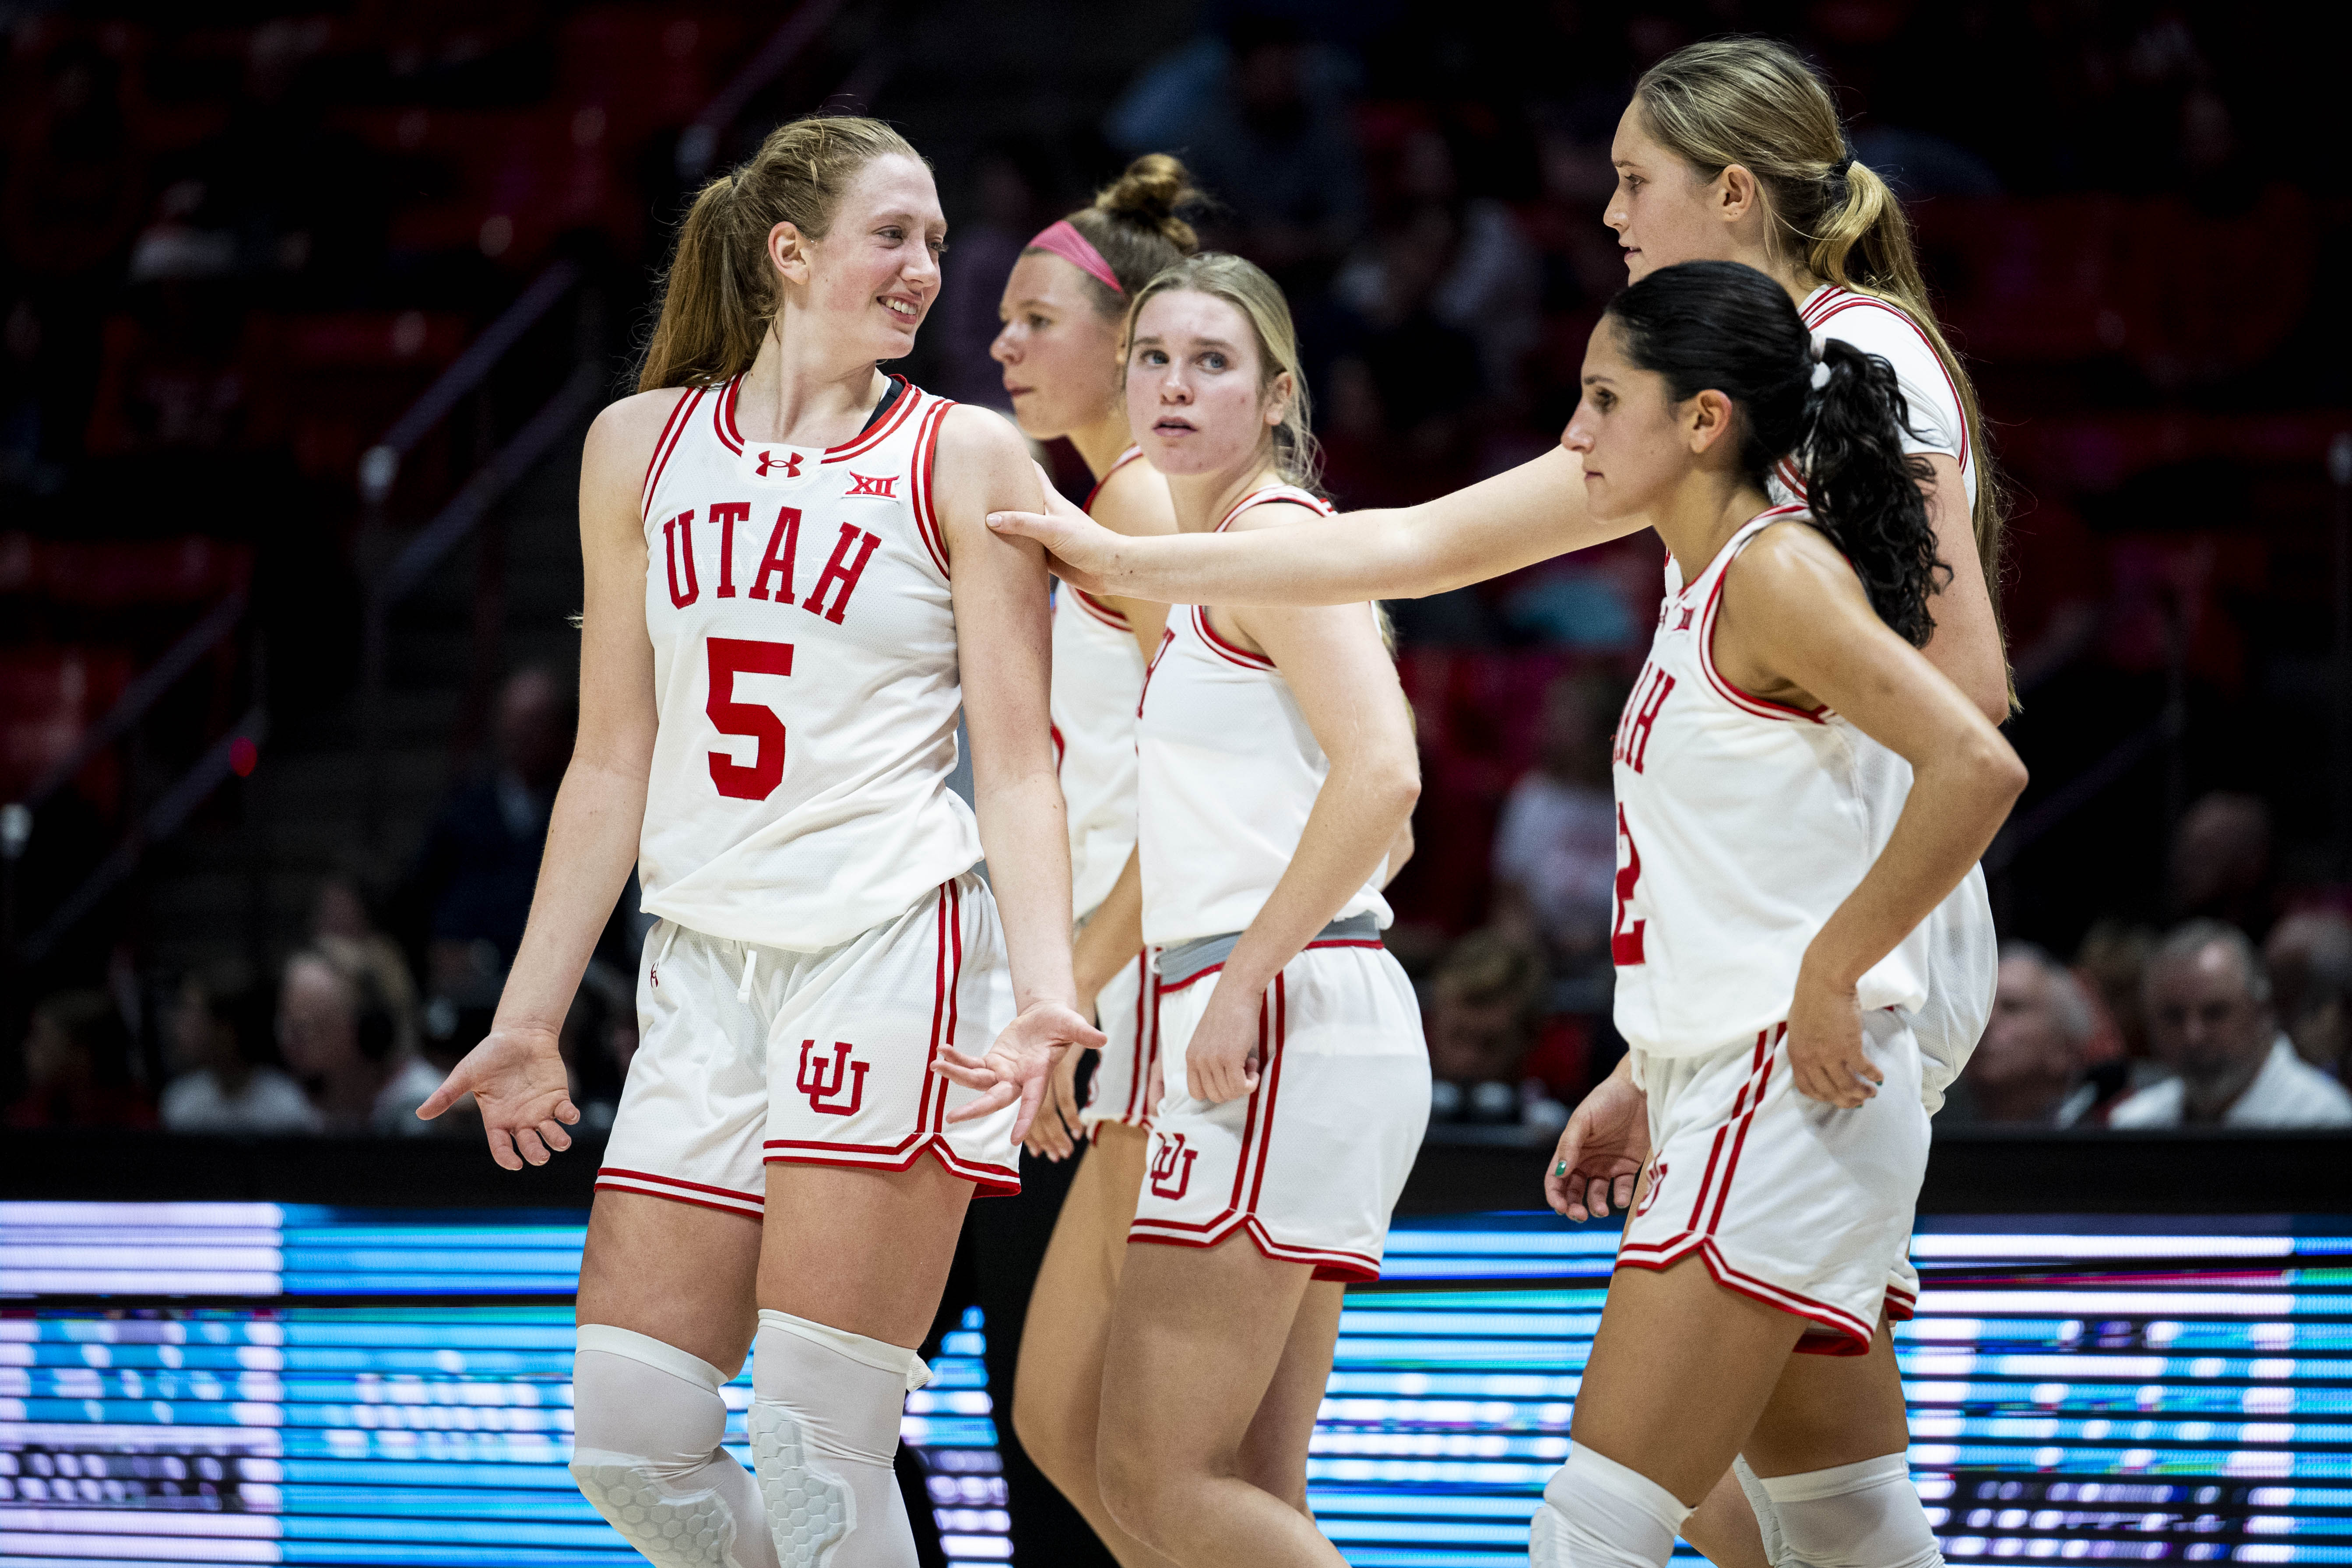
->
xmin=1084 ymin=445 xmax=1146 ymax=512
xmin=825 ymin=375 xmax=923 ymax=463
xmin=640 ymin=387 xmax=703 ymax=520
xmin=1072 ymin=587 xmax=1131 ymax=630
xmin=1192 ymin=603 xmax=1276 ymax=671
xmin=909 ymin=395 xmax=954 ymax=579
xmin=1805 ymin=295 xmax=1971 ymax=472
xmin=1697 ymin=520 xmax=1831 ymax=725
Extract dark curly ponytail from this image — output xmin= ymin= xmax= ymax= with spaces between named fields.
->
xmin=1604 ymin=259 xmax=1946 ymax=646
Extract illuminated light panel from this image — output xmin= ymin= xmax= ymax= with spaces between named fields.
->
xmin=10 ymin=1206 xmax=2352 ymax=1563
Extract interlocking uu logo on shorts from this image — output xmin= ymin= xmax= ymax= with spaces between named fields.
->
xmin=1149 ymin=1132 xmax=1197 ymax=1199
xmin=796 ymin=1040 xmax=868 ymax=1115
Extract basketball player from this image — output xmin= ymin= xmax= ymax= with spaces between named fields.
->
xmin=415 ymin=116 xmax=1101 ymax=1568
xmin=985 ymin=154 xmax=1197 ymax=1564
xmin=1529 ymin=259 xmax=2023 ymax=1568
xmin=949 ymin=253 xmax=1426 ymax=1567
xmin=984 ymin=46 xmax=2003 ymax=1554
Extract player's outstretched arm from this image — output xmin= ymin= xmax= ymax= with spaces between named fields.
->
xmin=416 ymin=393 xmax=669 ymax=1168
xmin=1715 ymin=524 xmax=2027 ymax=1110
xmin=988 ymin=445 xmax=1640 ymax=608
xmin=928 ymin=406 xmax=1105 ymax=1141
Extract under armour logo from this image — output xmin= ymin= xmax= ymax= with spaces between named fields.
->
xmin=1148 ymin=1132 xmax=1198 ymax=1199
xmin=1675 ymin=607 xmax=1695 ymax=631
xmin=756 ymin=450 xmax=803 ymax=479
xmin=796 ymin=1040 xmax=868 ymax=1115
xmin=846 ymin=472 xmax=896 ymax=498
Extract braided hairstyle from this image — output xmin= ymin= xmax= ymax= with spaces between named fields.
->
xmin=1606 ymin=259 xmax=1946 ymax=646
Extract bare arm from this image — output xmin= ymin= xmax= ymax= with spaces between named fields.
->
xmin=990 ymin=446 xmax=1641 ymax=608
xmin=1715 ymin=523 xmax=2028 ymax=1107
xmin=1915 ymin=453 xmax=2009 ymax=724
xmin=1183 ymin=512 xmax=1423 ymax=1103
xmin=418 ymin=392 xmax=673 ymax=1167
xmin=928 ymin=407 xmax=1104 ymax=1138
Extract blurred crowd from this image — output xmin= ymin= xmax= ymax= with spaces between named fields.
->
xmin=7 ymin=0 xmax=2345 ymax=1145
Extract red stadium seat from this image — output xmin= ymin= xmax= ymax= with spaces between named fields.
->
xmin=0 ymin=646 xmax=134 ymax=808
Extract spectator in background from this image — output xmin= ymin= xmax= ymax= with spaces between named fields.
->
xmin=2167 ymin=791 xmax=2275 ymax=935
xmin=1424 ymin=928 xmax=1567 ymax=1135
xmin=276 ymin=941 xmax=442 ymax=1135
xmin=2266 ymin=911 xmax=2352 ymax=1077
xmin=5 ymin=989 xmax=152 ymax=1129
xmin=1108 ymin=15 xmax=1363 ymax=285
xmin=158 ymin=966 xmax=319 ymax=1134
xmin=1948 ymin=943 xmax=2102 ymax=1125
xmin=2074 ymin=918 xmax=2157 ymax=1078
xmin=1490 ymin=674 xmax=1618 ymax=991
xmin=2108 ymin=920 xmax=2352 ymax=1129
xmin=404 ymin=666 xmax=573 ymax=994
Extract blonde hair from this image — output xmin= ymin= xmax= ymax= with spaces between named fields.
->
xmin=1636 ymin=37 xmax=2011 ymax=701
xmin=1034 ymin=152 xmax=1205 ymax=315
xmin=639 ymin=116 xmax=925 ymax=392
xmin=1125 ymin=252 xmax=1322 ymax=492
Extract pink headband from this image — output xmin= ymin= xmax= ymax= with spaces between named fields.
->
xmin=1026 ymin=219 xmax=1123 ymax=295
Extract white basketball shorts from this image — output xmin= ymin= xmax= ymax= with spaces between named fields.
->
xmin=597 ymin=873 xmax=1020 ymax=1217
xmin=1618 ymin=1009 xmax=1927 ymax=1354
xmin=1079 ymin=949 xmax=1159 ymax=1134
xmin=1129 ymin=941 xmax=1430 ymax=1282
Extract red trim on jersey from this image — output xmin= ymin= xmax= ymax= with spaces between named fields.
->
xmin=714 ymin=374 xmax=745 ymax=454
xmin=1071 ymin=587 xmax=1130 ymax=631
xmin=1121 ymin=950 xmax=1153 ymax=1122
xmin=1137 ymin=626 xmax=1175 ymax=719
xmin=594 ymin=1179 xmax=766 ymax=1221
xmin=1084 ymin=445 xmax=1145 ymax=511
xmin=1214 ymin=485 xmax=1333 ymax=532
xmin=641 ymin=387 xmax=703 ymax=517
xmin=1125 ymin=1217 xmax=1383 ymax=1283
xmin=1192 ymin=603 xmax=1276 ymax=671
xmin=1694 ymin=510 xmax=1831 ymax=724
xmin=908 ymin=397 xmax=953 ymax=578
xmin=762 ymin=1144 xmax=1020 ymax=1198
xmin=823 ymin=375 xmax=922 ymax=463
xmin=1614 ymin=1236 xmax=1874 ymax=1353
xmin=1802 ymin=288 xmax=1970 ymax=472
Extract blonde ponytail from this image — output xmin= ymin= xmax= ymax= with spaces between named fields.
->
xmin=639 ymin=116 xmax=925 ymax=392
xmin=1637 ymin=38 xmax=2011 ymax=703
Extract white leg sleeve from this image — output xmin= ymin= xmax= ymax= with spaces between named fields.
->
xmin=1757 ymin=1454 xmax=1943 ymax=1568
xmin=749 ymin=1308 xmax=929 ymax=1568
xmin=1529 ymin=1444 xmax=1692 ymax=1568
xmin=1732 ymin=1456 xmax=1789 ymax=1568
xmin=570 ymin=1325 xmax=778 ymax=1568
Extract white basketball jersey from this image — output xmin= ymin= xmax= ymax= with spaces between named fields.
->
xmin=1136 ymin=485 xmax=1391 ymax=948
xmin=1051 ymin=446 xmax=1149 ymax=921
xmin=1608 ymin=505 xmax=1931 ymax=1057
xmin=1769 ymin=285 xmax=1977 ymax=512
xmin=634 ymin=373 xmax=982 ymax=952
xmin=1769 ymin=285 xmax=1997 ymax=1094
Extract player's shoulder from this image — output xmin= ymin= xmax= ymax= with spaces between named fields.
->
xmin=1806 ymin=287 xmax=1940 ymax=368
xmin=584 ymin=385 xmax=698 ymax=504
xmin=1729 ymin=512 xmax=1852 ymax=598
xmin=1090 ymin=453 xmax=1176 ymax=539
xmin=1221 ymin=486 xmax=1332 ymax=535
xmin=932 ymin=399 xmax=1028 ymax=468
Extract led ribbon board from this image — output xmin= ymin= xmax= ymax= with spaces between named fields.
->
xmin=6 ymin=1205 xmax=2350 ymax=1564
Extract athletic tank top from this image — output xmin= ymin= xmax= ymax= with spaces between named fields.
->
xmin=1051 ymin=446 xmax=1149 ymax=921
xmin=1136 ymin=485 xmax=1392 ymax=948
xmin=1609 ymin=506 xmax=1932 ymax=1057
xmin=1769 ymin=285 xmax=1996 ymax=1094
xmin=635 ymin=372 xmax=982 ymax=952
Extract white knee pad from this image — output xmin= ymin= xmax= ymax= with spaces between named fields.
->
xmin=1732 ymin=1455 xmax=1789 ymax=1568
xmin=1529 ymin=1445 xmax=1692 ymax=1568
xmin=1757 ymin=1454 xmax=1943 ymax=1568
xmin=749 ymin=1309 xmax=929 ymax=1568
xmin=569 ymin=1324 xmax=776 ymax=1568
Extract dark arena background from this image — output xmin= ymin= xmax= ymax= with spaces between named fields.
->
xmin=4 ymin=1 xmax=2352 ymax=1564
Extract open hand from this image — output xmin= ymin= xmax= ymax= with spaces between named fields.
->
xmin=1544 ymin=1063 xmax=1649 ymax=1221
xmin=1786 ymin=967 xmax=1881 ymax=1108
xmin=936 ymin=1002 xmax=1105 ymax=1143
xmin=417 ymin=1023 xmax=580 ymax=1171
xmin=986 ymin=485 xmax=1122 ymax=596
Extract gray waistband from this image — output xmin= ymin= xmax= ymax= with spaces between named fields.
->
xmin=1156 ymin=912 xmax=1382 ymax=990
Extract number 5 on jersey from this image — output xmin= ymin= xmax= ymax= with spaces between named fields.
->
xmin=707 ymin=637 xmax=792 ymax=800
